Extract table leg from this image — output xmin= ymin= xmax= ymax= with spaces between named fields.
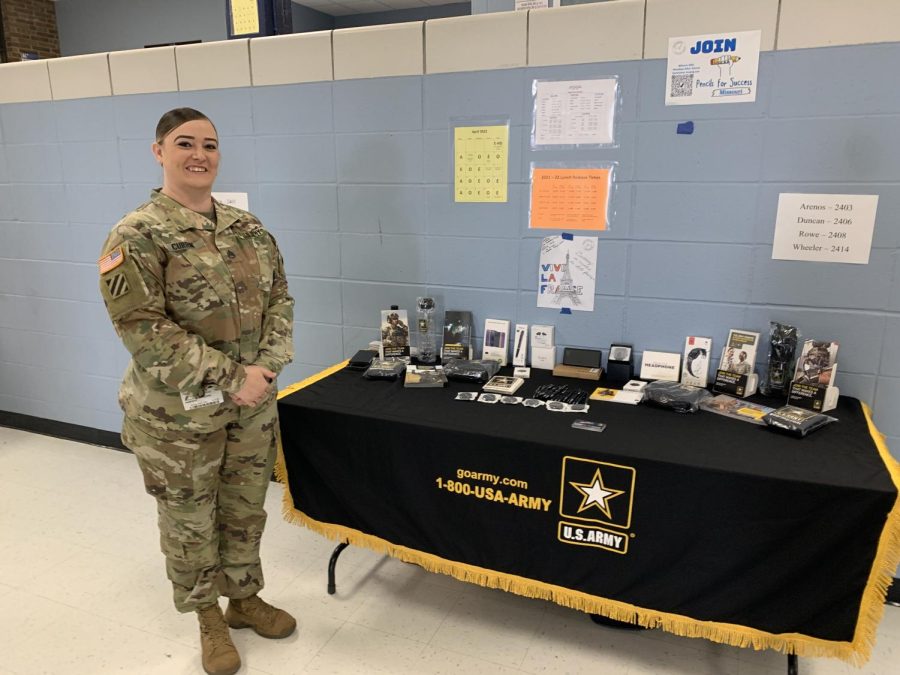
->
xmin=327 ymin=541 xmax=350 ymax=595
xmin=787 ymin=654 xmax=799 ymax=675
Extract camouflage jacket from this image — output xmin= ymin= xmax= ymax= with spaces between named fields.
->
xmin=99 ymin=190 xmax=294 ymax=432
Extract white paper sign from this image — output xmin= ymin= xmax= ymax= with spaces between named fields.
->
xmin=538 ymin=235 xmax=597 ymax=312
xmin=212 ymin=191 xmax=249 ymax=211
xmin=533 ymin=79 xmax=618 ymax=146
xmin=665 ymin=30 xmax=761 ymax=106
xmin=772 ymin=193 xmax=878 ymax=264
xmin=516 ymin=0 xmax=550 ymax=9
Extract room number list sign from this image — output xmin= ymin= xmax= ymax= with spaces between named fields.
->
xmin=454 ymin=125 xmax=509 ymax=203
xmin=772 ymin=193 xmax=878 ymax=264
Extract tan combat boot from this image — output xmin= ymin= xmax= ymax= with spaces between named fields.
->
xmin=225 ymin=595 xmax=296 ymax=639
xmin=197 ymin=604 xmax=241 ymax=675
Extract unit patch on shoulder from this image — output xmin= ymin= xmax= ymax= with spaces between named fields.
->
xmin=98 ymin=246 xmax=125 ymax=274
xmin=105 ymin=272 xmax=130 ymax=299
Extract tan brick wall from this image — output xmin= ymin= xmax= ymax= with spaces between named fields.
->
xmin=1 ymin=0 xmax=60 ymax=62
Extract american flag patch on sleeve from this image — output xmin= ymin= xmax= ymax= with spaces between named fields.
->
xmin=98 ymin=246 xmax=125 ymax=274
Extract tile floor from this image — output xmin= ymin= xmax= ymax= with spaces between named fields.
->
xmin=0 ymin=425 xmax=897 ymax=674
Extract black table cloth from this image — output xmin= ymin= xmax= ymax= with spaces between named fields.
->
xmin=276 ymin=362 xmax=900 ymax=663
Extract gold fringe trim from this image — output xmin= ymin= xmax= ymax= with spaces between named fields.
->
xmin=274 ymin=367 xmax=900 ymax=665
xmin=849 ymin=404 xmax=900 ymax=663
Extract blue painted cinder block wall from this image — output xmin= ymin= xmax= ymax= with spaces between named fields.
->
xmin=0 ymin=43 xmax=898 ymax=456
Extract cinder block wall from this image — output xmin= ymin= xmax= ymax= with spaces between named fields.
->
xmin=0 ymin=1 xmax=899 ymax=459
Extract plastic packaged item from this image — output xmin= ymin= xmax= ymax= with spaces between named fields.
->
xmin=404 ymin=366 xmax=447 ymax=388
xmin=532 ymin=383 xmax=588 ymax=406
xmin=762 ymin=322 xmax=799 ymax=396
xmin=455 ymin=392 xmax=478 ymax=401
xmin=643 ymin=381 xmax=712 ymax=413
xmin=363 ymin=359 xmax=407 ymax=380
xmin=763 ymin=406 xmax=837 ymax=437
xmin=442 ymin=359 xmax=502 ymax=383
xmin=545 ymin=401 xmax=590 ymax=413
xmin=416 ymin=297 xmax=437 ymax=364
xmin=572 ymin=420 xmax=606 ymax=433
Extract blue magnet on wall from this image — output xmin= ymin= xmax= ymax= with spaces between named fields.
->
xmin=561 ymin=232 xmax=573 ymax=240
xmin=560 ymin=307 xmax=572 ymax=315
xmin=677 ymin=121 xmax=694 ymax=135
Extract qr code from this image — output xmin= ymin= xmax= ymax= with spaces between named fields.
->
xmin=670 ymin=74 xmax=693 ymax=97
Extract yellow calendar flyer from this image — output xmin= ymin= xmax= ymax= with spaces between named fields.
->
xmin=454 ymin=125 xmax=509 ymax=203
xmin=230 ymin=0 xmax=260 ymax=36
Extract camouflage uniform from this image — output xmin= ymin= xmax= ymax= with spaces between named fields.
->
xmin=99 ymin=190 xmax=294 ymax=613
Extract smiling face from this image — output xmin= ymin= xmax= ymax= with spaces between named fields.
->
xmin=152 ymin=119 xmax=220 ymax=200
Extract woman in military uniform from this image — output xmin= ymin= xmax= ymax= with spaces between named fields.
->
xmin=98 ymin=108 xmax=295 ymax=675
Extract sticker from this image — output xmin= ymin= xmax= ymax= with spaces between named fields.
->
xmin=104 ymin=272 xmax=130 ymax=299
xmin=98 ymin=246 xmax=125 ymax=274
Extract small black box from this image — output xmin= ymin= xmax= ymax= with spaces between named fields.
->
xmin=606 ymin=343 xmax=634 ymax=382
xmin=606 ymin=361 xmax=634 ymax=382
xmin=347 ymin=349 xmax=378 ymax=371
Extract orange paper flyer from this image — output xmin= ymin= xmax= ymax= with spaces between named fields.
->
xmin=529 ymin=168 xmax=610 ymax=230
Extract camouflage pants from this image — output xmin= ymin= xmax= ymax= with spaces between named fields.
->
xmin=122 ymin=402 xmax=278 ymax=613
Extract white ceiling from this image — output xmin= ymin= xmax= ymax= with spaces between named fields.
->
xmin=295 ymin=0 xmax=464 ymax=17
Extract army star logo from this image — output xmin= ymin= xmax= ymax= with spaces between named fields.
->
xmin=105 ymin=272 xmax=130 ymax=299
xmin=569 ymin=469 xmax=624 ymax=519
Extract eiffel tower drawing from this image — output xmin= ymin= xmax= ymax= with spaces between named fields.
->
xmin=553 ymin=252 xmax=581 ymax=306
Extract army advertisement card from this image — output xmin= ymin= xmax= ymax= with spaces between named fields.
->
xmin=720 ymin=329 xmax=759 ymax=375
xmin=381 ymin=309 xmax=410 ymax=359
xmin=665 ymin=30 xmax=761 ymax=106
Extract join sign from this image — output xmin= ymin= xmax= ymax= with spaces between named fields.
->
xmin=665 ymin=30 xmax=761 ymax=106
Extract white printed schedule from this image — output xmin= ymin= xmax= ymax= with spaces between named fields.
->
xmin=772 ymin=193 xmax=878 ymax=264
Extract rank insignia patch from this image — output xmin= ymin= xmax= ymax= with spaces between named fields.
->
xmin=98 ymin=246 xmax=125 ymax=274
xmin=105 ymin=272 xmax=130 ymax=299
